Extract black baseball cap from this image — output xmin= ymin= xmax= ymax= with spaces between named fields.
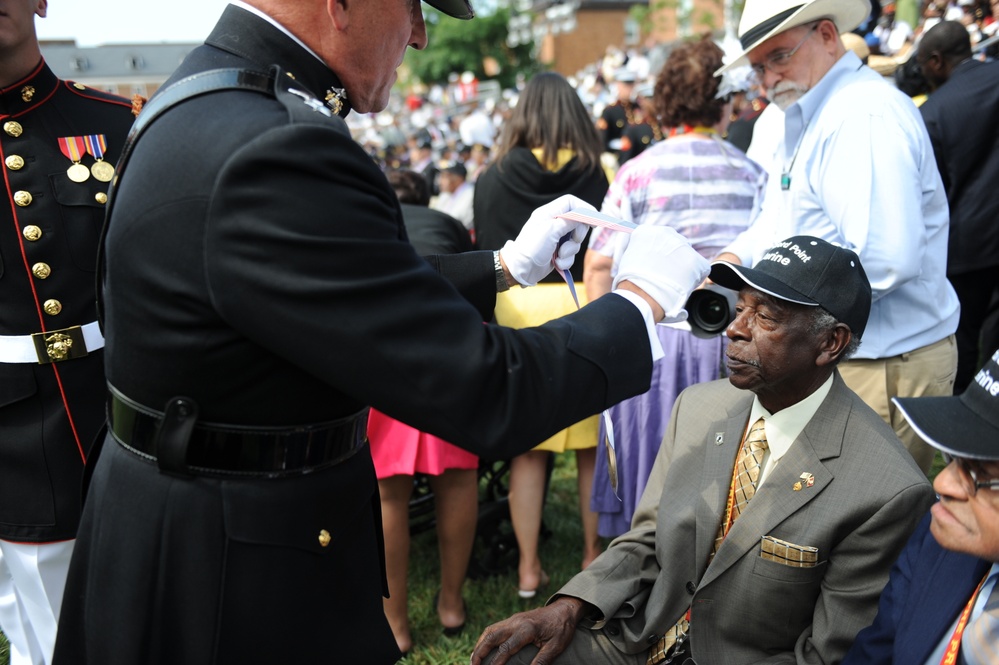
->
xmin=710 ymin=236 xmax=872 ymax=338
xmin=424 ymin=0 xmax=474 ymax=19
xmin=893 ymin=349 xmax=999 ymax=460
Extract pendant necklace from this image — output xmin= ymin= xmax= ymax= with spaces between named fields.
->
xmin=781 ymin=122 xmax=810 ymax=191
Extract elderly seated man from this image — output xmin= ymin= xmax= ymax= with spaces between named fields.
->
xmin=472 ymin=236 xmax=935 ymax=665
xmin=843 ymin=349 xmax=999 ymax=664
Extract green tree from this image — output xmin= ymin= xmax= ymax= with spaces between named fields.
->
xmin=630 ymin=0 xmax=741 ymax=39
xmin=404 ymin=6 xmax=540 ymax=90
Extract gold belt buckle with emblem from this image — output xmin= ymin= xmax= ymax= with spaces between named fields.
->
xmin=30 ymin=325 xmax=89 ymax=364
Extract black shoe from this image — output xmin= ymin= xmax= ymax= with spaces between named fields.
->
xmin=435 ymin=591 xmax=467 ymax=637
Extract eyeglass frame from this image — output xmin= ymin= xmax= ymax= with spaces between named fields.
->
xmin=748 ymin=22 xmax=822 ymax=83
xmin=949 ymin=456 xmax=999 ymax=496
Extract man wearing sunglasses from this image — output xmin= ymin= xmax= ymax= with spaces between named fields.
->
xmin=843 ymin=348 xmax=999 ymax=664
xmin=716 ymin=0 xmax=959 ymax=476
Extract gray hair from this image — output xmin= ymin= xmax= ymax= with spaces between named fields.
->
xmin=810 ymin=307 xmax=861 ymax=363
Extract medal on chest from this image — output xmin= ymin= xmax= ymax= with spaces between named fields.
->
xmin=84 ymin=134 xmax=115 ymax=182
xmin=58 ymin=136 xmax=90 ymax=182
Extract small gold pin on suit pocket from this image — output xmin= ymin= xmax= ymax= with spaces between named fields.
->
xmin=760 ymin=535 xmax=819 ymax=568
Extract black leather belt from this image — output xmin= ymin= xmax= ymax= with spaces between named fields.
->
xmin=108 ymin=387 xmax=368 ymax=478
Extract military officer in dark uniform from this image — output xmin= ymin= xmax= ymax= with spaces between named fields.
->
xmin=597 ymin=67 xmax=638 ymax=161
xmin=51 ymin=1 xmax=709 ymax=664
xmin=0 ymin=2 xmax=134 ymax=664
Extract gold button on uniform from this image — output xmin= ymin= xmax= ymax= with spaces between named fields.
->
xmin=4 ymin=121 xmax=23 ymax=137
xmin=22 ymin=225 xmax=41 ymax=241
xmin=6 ymin=155 xmax=24 ymax=170
xmin=318 ymin=529 xmax=331 ymax=548
xmin=43 ymin=299 xmax=62 ymax=316
xmin=73 ymin=83 xmax=86 ymax=90
xmin=32 ymin=262 xmax=51 ymax=279
xmin=13 ymin=191 xmax=31 ymax=207
xmin=95 ymin=192 xmax=108 ymax=204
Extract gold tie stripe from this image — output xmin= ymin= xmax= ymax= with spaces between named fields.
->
xmin=647 ymin=418 xmax=769 ymax=665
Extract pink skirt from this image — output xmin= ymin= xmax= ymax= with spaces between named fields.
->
xmin=367 ymin=409 xmax=479 ymax=480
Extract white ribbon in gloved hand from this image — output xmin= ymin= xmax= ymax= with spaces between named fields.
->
xmin=500 ymin=194 xmax=591 ymax=287
xmin=612 ymin=225 xmax=711 ymax=323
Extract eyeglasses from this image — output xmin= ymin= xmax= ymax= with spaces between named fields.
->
xmin=951 ymin=457 xmax=999 ymax=496
xmin=749 ymin=23 xmax=820 ymax=82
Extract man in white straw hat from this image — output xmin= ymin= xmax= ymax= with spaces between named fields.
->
xmin=715 ymin=0 xmax=960 ymax=475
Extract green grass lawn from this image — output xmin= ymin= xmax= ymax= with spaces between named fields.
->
xmin=399 ymin=453 xmax=597 ymax=664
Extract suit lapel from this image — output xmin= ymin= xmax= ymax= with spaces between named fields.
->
xmin=698 ymin=376 xmax=851 ymax=588
xmin=693 ymin=406 xmax=750 ymax=572
xmin=903 ymin=552 xmax=991 ymax=663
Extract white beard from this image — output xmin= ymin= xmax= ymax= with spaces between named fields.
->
xmin=769 ymin=81 xmax=810 ymax=111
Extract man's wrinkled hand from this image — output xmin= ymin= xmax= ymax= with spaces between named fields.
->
xmin=470 ymin=597 xmax=586 ymax=665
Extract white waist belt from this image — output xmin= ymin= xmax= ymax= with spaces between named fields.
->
xmin=0 ymin=321 xmax=104 ymax=364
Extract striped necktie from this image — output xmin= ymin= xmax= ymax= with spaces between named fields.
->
xmin=713 ymin=418 xmax=769 ymax=555
xmin=647 ymin=418 xmax=769 ymax=665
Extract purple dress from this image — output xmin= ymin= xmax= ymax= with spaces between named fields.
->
xmin=588 ymin=135 xmax=766 ymax=537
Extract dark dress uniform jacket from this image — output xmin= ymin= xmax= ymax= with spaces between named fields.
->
xmin=0 ymin=61 xmax=132 ymax=542
xmin=54 ymin=7 xmax=653 ymax=665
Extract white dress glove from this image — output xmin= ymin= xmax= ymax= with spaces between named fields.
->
xmin=612 ymin=225 xmax=710 ymax=322
xmin=499 ymin=194 xmax=591 ymax=287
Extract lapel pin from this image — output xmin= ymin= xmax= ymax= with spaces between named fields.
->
xmin=714 ymin=433 xmax=724 ymax=445
xmin=793 ymin=472 xmax=814 ymax=491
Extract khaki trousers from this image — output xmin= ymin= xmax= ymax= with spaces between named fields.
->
xmin=838 ymin=335 xmax=957 ymax=474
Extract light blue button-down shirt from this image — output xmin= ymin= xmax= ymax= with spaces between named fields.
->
xmin=726 ymin=52 xmax=960 ymax=359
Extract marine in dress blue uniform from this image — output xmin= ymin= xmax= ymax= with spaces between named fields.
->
xmin=0 ymin=38 xmax=134 ymax=665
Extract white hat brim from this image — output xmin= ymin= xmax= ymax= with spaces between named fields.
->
xmin=715 ymin=0 xmax=870 ymax=75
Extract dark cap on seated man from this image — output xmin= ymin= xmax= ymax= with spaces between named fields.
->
xmin=842 ymin=349 xmax=999 ymax=664
xmin=711 ymin=234 xmax=871 ymax=337
xmin=471 ymin=235 xmax=932 ymax=665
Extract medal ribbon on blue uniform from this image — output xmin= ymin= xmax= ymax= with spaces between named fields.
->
xmin=58 ymin=136 xmax=86 ymax=162
xmin=84 ymin=134 xmax=115 ymax=182
xmin=83 ymin=134 xmax=107 ymax=160
xmin=555 ymin=209 xmax=637 ymax=309
xmin=58 ymin=136 xmax=90 ymax=182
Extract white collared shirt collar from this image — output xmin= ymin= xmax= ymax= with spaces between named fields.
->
xmin=747 ymin=373 xmax=835 ymax=486
xmin=229 ymin=1 xmax=328 ymax=67
xmin=782 ymin=51 xmax=863 ymax=161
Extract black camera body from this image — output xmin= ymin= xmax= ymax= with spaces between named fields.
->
xmin=685 ymin=284 xmax=737 ymax=339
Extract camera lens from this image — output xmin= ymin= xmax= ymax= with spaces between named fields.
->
xmin=685 ymin=286 xmax=736 ymax=338
xmin=691 ymin=293 xmax=728 ymax=333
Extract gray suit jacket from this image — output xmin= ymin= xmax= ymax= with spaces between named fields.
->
xmin=559 ymin=373 xmax=934 ymax=664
